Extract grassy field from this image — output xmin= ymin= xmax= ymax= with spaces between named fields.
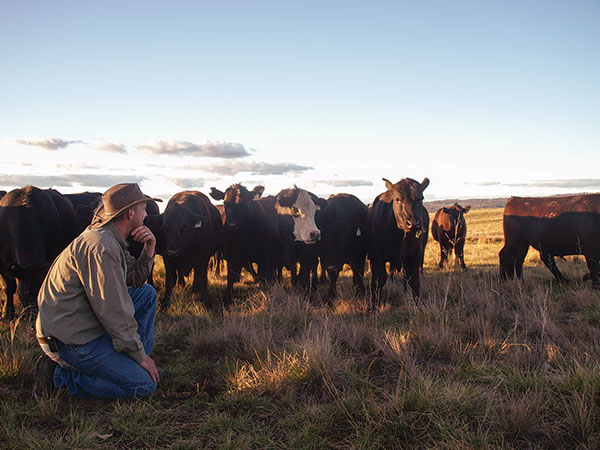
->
xmin=2 ymin=208 xmax=600 ymax=449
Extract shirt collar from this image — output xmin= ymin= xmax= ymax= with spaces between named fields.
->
xmin=104 ymin=222 xmax=129 ymax=250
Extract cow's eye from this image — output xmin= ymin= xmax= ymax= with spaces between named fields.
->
xmin=291 ymin=207 xmax=301 ymax=217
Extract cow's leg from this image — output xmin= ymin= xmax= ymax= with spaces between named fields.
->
xmin=192 ymin=257 xmax=212 ymax=309
xmin=325 ymin=269 xmax=338 ymax=303
xmin=370 ymin=260 xmax=387 ymax=306
xmin=438 ymin=242 xmax=449 ymax=269
xmin=162 ymin=259 xmax=177 ymax=310
xmin=455 ymin=238 xmax=467 ymax=270
xmin=351 ymin=258 xmax=366 ymax=297
xmin=500 ymin=240 xmax=528 ymax=280
xmin=297 ymin=261 xmax=313 ymax=293
xmin=225 ymin=260 xmax=242 ymax=305
xmin=1 ymin=276 xmax=16 ymax=320
xmin=584 ymin=255 xmax=600 ymax=289
xmin=540 ymin=251 xmax=566 ymax=283
xmin=513 ymin=244 xmax=529 ymax=280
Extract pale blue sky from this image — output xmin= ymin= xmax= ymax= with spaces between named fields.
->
xmin=1 ymin=0 xmax=599 ymax=205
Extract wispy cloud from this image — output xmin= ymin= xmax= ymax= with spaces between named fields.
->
xmin=91 ymin=142 xmax=127 ymax=153
xmin=206 ymin=161 xmax=314 ymax=176
xmin=0 ymin=173 xmax=145 ymax=189
xmin=507 ymin=179 xmax=600 ymax=189
xmin=171 ymin=178 xmax=205 ymax=189
xmin=16 ymin=138 xmax=83 ymax=150
xmin=317 ymin=179 xmax=373 ymax=188
xmin=467 ymin=179 xmax=600 ymax=190
xmin=138 ymin=140 xmax=251 ymax=158
xmin=466 ymin=181 xmax=501 ymax=186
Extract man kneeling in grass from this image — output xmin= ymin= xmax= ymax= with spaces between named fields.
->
xmin=34 ymin=183 xmax=161 ymax=400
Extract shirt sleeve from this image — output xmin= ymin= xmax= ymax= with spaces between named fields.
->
xmin=79 ymin=244 xmax=147 ymax=364
xmin=125 ymin=249 xmax=155 ymax=288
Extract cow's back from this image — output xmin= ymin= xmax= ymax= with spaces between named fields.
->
xmin=503 ymin=195 xmax=600 ymax=255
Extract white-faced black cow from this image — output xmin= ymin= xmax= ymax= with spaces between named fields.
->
xmin=210 ymin=184 xmax=275 ymax=304
xmin=431 ymin=203 xmax=470 ymax=269
xmin=160 ymin=190 xmax=223 ymax=310
xmin=366 ymin=177 xmax=430 ymax=304
xmin=317 ymin=193 xmax=368 ymax=302
xmin=0 ymin=186 xmax=79 ymax=320
xmin=499 ymin=194 xmax=600 ymax=288
xmin=274 ymin=187 xmax=327 ymax=292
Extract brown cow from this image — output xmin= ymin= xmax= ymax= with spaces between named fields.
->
xmin=431 ymin=203 xmax=470 ymax=269
xmin=499 ymin=194 xmax=600 ymax=288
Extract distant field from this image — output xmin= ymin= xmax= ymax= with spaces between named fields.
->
xmin=2 ymin=206 xmax=600 ymax=449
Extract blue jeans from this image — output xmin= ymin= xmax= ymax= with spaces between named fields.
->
xmin=52 ymin=284 xmax=158 ymax=399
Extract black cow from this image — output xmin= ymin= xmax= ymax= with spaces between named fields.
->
xmin=499 ymin=194 xmax=600 ymax=288
xmin=126 ymin=199 xmax=163 ymax=286
xmin=64 ymin=192 xmax=103 ymax=234
xmin=0 ymin=186 xmax=79 ymax=319
xmin=210 ymin=184 xmax=276 ymax=304
xmin=366 ymin=177 xmax=430 ymax=303
xmin=274 ymin=187 xmax=327 ymax=292
xmin=161 ymin=190 xmax=223 ymax=310
xmin=317 ymin=193 xmax=368 ymax=302
xmin=431 ymin=203 xmax=470 ymax=269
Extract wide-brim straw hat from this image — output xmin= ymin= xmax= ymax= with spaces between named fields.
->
xmin=94 ymin=183 xmax=162 ymax=226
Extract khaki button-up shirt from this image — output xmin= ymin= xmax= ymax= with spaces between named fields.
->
xmin=36 ymin=222 xmax=154 ymax=364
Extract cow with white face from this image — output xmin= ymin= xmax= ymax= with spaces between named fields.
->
xmin=274 ymin=187 xmax=327 ymax=292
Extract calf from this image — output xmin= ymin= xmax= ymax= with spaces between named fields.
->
xmin=318 ymin=193 xmax=368 ymax=302
xmin=210 ymin=184 xmax=272 ymax=304
xmin=274 ymin=187 xmax=327 ymax=292
xmin=499 ymin=194 xmax=600 ymax=288
xmin=0 ymin=186 xmax=79 ymax=319
xmin=431 ymin=203 xmax=470 ymax=269
xmin=161 ymin=190 xmax=223 ymax=310
xmin=366 ymin=177 xmax=429 ymax=303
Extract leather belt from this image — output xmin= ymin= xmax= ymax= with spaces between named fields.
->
xmin=36 ymin=335 xmax=64 ymax=353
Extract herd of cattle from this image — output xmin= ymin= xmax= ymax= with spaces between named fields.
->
xmin=0 ymin=179 xmax=599 ymax=319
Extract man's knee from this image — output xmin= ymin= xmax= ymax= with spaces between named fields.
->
xmin=123 ymin=377 xmax=157 ymax=399
xmin=129 ymin=284 xmax=157 ymax=308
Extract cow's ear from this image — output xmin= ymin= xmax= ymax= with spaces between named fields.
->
xmin=420 ymin=178 xmax=430 ymax=191
xmin=209 ymin=187 xmax=225 ymax=201
xmin=383 ymin=178 xmax=393 ymax=190
xmin=464 ymin=206 xmax=471 ymax=213
xmin=145 ymin=213 xmax=163 ymax=230
xmin=252 ymin=185 xmax=265 ymax=199
xmin=316 ymin=197 xmax=328 ymax=210
xmin=277 ymin=193 xmax=295 ymax=207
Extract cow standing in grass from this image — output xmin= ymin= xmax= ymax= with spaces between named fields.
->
xmin=431 ymin=203 xmax=470 ymax=270
xmin=317 ymin=193 xmax=368 ymax=302
xmin=210 ymin=184 xmax=276 ymax=304
xmin=366 ymin=177 xmax=429 ymax=304
xmin=274 ymin=187 xmax=327 ymax=293
xmin=160 ymin=191 xmax=223 ymax=310
xmin=499 ymin=194 xmax=600 ymax=288
xmin=0 ymin=186 xmax=79 ymax=320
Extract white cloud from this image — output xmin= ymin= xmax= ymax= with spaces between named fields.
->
xmin=91 ymin=142 xmax=127 ymax=153
xmin=0 ymin=173 xmax=145 ymax=189
xmin=206 ymin=161 xmax=314 ymax=176
xmin=317 ymin=179 xmax=373 ymax=187
xmin=16 ymin=138 xmax=83 ymax=150
xmin=138 ymin=140 xmax=251 ymax=158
